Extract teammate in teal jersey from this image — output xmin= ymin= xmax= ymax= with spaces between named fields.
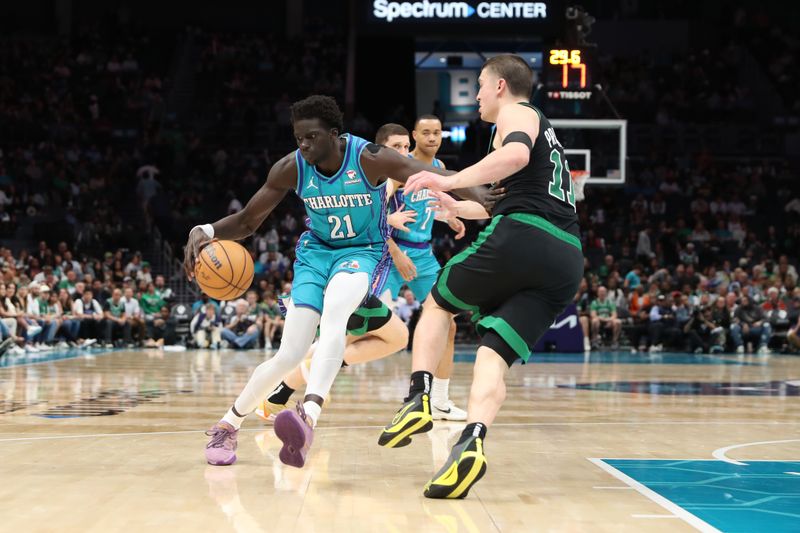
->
xmin=376 ymin=119 xmax=469 ymax=421
xmin=184 ymin=96 xmax=488 ymax=469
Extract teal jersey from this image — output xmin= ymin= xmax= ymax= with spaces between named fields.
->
xmin=389 ymin=156 xmax=442 ymax=244
xmin=295 ymin=134 xmax=389 ymax=248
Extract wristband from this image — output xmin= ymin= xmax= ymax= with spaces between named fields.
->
xmin=195 ymin=224 xmax=215 ymax=239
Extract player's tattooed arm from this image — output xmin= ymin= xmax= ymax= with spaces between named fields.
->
xmin=183 ymin=154 xmax=296 ymax=277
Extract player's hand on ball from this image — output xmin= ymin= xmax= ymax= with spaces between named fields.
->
xmin=387 ymin=204 xmax=417 ymax=233
xmin=405 ymin=171 xmax=452 ymax=195
xmin=184 ymin=226 xmax=211 ymax=280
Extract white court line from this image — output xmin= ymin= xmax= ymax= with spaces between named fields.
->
xmin=711 ymin=439 xmax=800 ymax=466
xmin=787 ymin=472 xmax=800 ymax=476
xmin=588 ymin=458 xmax=721 ymax=533
xmin=0 ymin=420 xmax=798 ymax=444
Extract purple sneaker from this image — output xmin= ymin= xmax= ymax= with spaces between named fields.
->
xmin=274 ymin=403 xmax=314 ymax=468
xmin=205 ymin=421 xmax=238 ymax=465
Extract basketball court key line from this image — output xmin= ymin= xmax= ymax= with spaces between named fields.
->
xmin=588 ymin=458 xmax=721 ymax=533
xmin=711 ymin=439 xmax=800 ymax=466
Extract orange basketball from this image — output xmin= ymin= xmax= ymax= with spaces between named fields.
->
xmin=194 ymin=240 xmax=254 ymax=301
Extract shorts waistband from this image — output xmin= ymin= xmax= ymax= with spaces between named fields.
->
xmin=505 ymin=213 xmax=582 ymax=251
xmin=393 ymin=238 xmax=431 ymax=250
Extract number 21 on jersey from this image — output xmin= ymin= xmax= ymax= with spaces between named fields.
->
xmin=328 ymin=214 xmax=356 ymax=240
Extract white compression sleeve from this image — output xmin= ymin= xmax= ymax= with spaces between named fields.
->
xmin=304 ymin=272 xmax=370 ymax=414
xmin=231 ymin=306 xmax=320 ymax=418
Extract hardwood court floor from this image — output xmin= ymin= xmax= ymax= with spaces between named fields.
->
xmin=0 ymin=348 xmax=798 ymax=532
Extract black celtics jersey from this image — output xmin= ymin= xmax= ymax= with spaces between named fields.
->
xmin=489 ymin=102 xmax=580 ymax=239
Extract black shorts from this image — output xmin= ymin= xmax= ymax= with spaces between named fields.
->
xmin=430 ymin=213 xmax=583 ymax=366
xmin=346 ymin=294 xmax=392 ymax=336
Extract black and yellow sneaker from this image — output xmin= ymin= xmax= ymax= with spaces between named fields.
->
xmin=423 ymin=436 xmax=487 ymax=499
xmin=377 ymin=392 xmax=433 ymax=448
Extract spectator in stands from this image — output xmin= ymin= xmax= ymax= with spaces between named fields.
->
xmin=624 ymin=264 xmax=643 ymax=290
xmin=0 ymin=282 xmax=24 ymax=354
xmin=125 ymin=253 xmax=144 ymax=277
xmin=91 ymin=279 xmax=110 ymax=307
xmin=74 ymin=289 xmax=104 ymax=344
xmin=590 ymin=286 xmax=622 ymax=350
xmin=731 ymin=294 xmax=773 ymax=354
xmin=191 ymin=304 xmax=222 ymax=349
xmin=27 ymin=284 xmax=59 ymax=348
xmin=708 ymin=297 xmax=731 ymax=352
xmin=55 ymin=289 xmax=81 ymax=346
xmin=146 ymin=306 xmax=176 ymax=347
xmin=258 ymin=291 xmax=283 ymax=350
xmin=648 ymin=294 xmax=680 ymax=352
xmin=192 ymin=293 xmax=220 ymax=315
xmin=103 ymin=288 xmax=131 ymax=348
xmin=137 ymin=261 xmax=153 ymax=285
xmin=58 ymin=270 xmax=78 ymax=295
xmin=788 ymin=313 xmax=800 ymax=351
xmin=395 ymin=289 xmax=420 ymax=325
xmin=221 ymin=299 xmax=260 ymax=349
xmin=122 ymin=287 xmax=146 ymax=346
xmin=762 ymin=287 xmax=790 ymax=337
xmin=153 ymin=274 xmax=173 ymax=301
xmin=575 ymin=279 xmax=592 ymax=352
xmin=140 ymin=282 xmax=166 ymax=320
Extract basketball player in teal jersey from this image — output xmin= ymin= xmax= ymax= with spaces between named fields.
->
xmin=378 ymin=118 xmax=468 ymax=421
xmin=185 ymin=96 xmax=489 ymax=469
xmin=378 ymin=55 xmax=584 ymax=498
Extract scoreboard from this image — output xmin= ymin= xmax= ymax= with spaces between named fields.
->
xmin=544 ymin=48 xmax=593 ymax=100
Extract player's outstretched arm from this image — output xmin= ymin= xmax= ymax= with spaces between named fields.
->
xmin=183 ymin=154 xmax=297 ymax=278
xmin=359 ymin=144 xmax=491 ymax=205
xmin=406 ymin=105 xmax=539 ymax=194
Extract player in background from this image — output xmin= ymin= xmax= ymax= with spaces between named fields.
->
xmin=378 ymin=119 xmax=468 ymax=421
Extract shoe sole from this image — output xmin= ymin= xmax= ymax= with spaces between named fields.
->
xmin=206 ymin=454 xmax=236 ymax=466
xmin=432 ymin=409 xmax=467 ymax=422
xmin=274 ymin=411 xmax=311 ymax=468
xmin=378 ymin=413 xmax=433 ymax=448
xmin=424 ymin=453 xmax=487 ymax=499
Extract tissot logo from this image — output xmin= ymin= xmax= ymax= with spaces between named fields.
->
xmin=372 ymin=0 xmax=548 ymax=23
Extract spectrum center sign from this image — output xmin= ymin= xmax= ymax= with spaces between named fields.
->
xmin=372 ymin=0 xmax=550 ymax=23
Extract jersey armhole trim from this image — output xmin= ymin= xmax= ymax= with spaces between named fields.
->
xmin=294 ymin=150 xmax=305 ymax=193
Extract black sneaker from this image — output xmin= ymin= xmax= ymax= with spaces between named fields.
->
xmin=423 ymin=435 xmax=487 ymax=499
xmin=377 ymin=392 xmax=433 ymax=448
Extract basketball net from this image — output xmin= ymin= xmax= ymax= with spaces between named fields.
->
xmin=571 ymin=170 xmax=589 ymax=202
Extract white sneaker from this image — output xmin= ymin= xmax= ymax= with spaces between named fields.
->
xmin=757 ymin=346 xmax=771 ymax=355
xmin=57 ymin=341 xmax=70 ymax=349
xmin=583 ymin=337 xmax=591 ymax=352
xmin=25 ymin=344 xmax=40 ymax=353
xmin=83 ymin=339 xmax=98 ymax=349
xmin=431 ymin=399 xmax=467 ymax=421
xmin=9 ymin=345 xmax=25 ymax=355
xmin=735 ymin=345 xmax=745 ymax=354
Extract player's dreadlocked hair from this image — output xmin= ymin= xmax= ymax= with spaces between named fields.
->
xmin=290 ymin=95 xmax=344 ymax=132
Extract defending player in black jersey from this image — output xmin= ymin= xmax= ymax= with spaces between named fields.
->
xmin=377 ymin=54 xmax=584 ymax=499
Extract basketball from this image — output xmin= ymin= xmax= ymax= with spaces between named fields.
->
xmin=194 ymin=240 xmax=254 ymax=301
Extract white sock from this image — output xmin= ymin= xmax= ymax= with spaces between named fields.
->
xmin=222 ymin=406 xmax=246 ymax=430
xmin=431 ymin=377 xmax=450 ymax=404
xmin=303 ymin=401 xmax=321 ymax=427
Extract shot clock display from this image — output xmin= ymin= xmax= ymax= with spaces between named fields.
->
xmin=546 ymin=48 xmax=593 ymax=100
